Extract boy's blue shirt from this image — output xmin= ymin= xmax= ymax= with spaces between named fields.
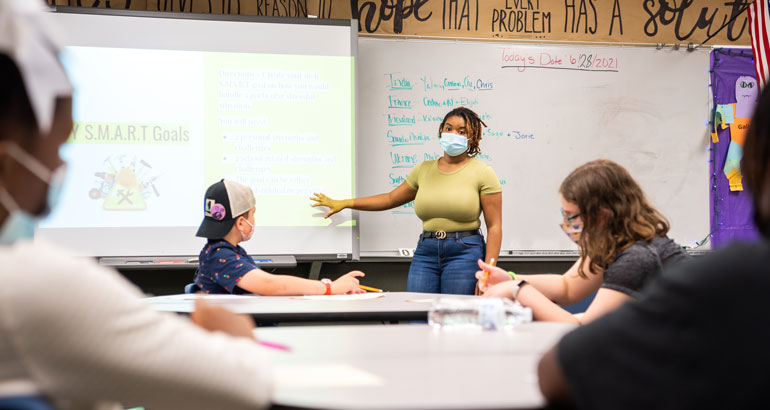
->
xmin=193 ymin=240 xmax=259 ymax=294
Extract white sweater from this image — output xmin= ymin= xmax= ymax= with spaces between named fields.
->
xmin=0 ymin=241 xmax=271 ymax=410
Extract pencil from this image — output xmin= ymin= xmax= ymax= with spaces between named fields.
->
xmin=359 ymin=284 xmax=383 ymax=292
xmin=482 ymin=258 xmax=496 ymax=288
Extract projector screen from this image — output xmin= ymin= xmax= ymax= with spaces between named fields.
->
xmin=38 ymin=9 xmax=357 ymax=259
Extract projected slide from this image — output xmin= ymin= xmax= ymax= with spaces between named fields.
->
xmin=41 ymin=46 xmax=354 ymax=229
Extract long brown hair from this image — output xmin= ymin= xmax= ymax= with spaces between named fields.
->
xmin=437 ymin=106 xmax=487 ymax=157
xmin=560 ymin=160 xmax=670 ymax=278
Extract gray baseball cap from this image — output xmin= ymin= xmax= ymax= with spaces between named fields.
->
xmin=195 ymin=179 xmax=256 ymax=239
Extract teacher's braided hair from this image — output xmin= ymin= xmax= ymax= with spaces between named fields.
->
xmin=438 ymin=106 xmax=487 ymax=157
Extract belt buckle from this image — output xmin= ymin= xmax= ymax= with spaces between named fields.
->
xmin=435 ymin=230 xmax=447 ymax=240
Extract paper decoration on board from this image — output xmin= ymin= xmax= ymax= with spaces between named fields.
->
xmin=717 ymin=104 xmax=735 ymax=126
xmin=712 ymin=104 xmax=735 ymax=143
xmin=722 ymin=76 xmax=758 ymax=192
xmin=709 ymin=48 xmax=762 ymax=247
xmin=90 ymin=154 xmax=160 ymax=210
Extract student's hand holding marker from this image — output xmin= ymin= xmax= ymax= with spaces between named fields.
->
xmin=310 ymin=192 xmax=351 ymax=218
xmin=191 ymin=299 xmax=257 ymax=340
xmin=475 ymin=259 xmax=513 ymax=293
xmin=332 ymin=270 xmax=367 ymax=294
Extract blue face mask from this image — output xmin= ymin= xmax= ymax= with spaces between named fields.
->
xmin=439 ymin=132 xmax=468 ymax=157
xmin=0 ymin=142 xmax=66 ymax=245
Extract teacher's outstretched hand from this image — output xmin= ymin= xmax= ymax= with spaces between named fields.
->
xmin=310 ymin=192 xmax=351 ymax=218
xmin=307 ymin=107 xmax=501 ymax=296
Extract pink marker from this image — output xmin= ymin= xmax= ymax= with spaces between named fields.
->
xmin=257 ymin=340 xmax=291 ymax=352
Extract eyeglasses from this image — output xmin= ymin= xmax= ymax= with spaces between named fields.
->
xmin=560 ymin=208 xmax=581 ymax=222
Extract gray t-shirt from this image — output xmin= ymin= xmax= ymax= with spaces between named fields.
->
xmin=558 ymin=241 xmax=770 ymax=410
xmin=602 ymin=236 xmax=688 ymax=298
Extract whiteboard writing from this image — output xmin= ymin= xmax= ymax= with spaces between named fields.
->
xmin=357 ymin=38 xmax=710 ymax=255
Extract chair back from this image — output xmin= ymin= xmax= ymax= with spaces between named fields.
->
xmin=0 ymin=396 xmax=56 ymax=410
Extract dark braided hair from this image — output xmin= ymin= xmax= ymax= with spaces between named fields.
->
xmin=437 ymin=106 xmax=487 ymax=157
xmin=0 ymin=53 xmax=38 ymax=145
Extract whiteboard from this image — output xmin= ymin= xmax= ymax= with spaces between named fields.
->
xmin=37 ymin=9 xmax=357 ymax=259
xmin=356 ymin=38 xmax=710 ymax=256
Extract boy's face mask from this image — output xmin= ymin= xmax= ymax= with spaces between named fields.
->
xmin=240 ymin=218 xmax=255 ymax=242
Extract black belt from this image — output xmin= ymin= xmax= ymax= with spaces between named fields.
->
xmin=421 ymin=229 xmax=481 ymax=240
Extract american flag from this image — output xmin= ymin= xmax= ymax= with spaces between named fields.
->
xmin=749 ymin=0 xmax=770 ymax=89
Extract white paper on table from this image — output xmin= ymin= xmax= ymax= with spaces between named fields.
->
xmin=291 ymin=293 xmax=385 ymax=301
xmin=144 ymin=294 xmax=257 ymax=302
xmin=274 ymin=364 xmax=384 ymax=388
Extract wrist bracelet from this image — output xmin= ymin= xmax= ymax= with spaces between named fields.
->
xmin=508 ymin=271 xmax=517 ymax=280
xmin=320 ymin=278 xmax=333 ymax=295
xmin=512 ymin=280 xmax=528 ymax=300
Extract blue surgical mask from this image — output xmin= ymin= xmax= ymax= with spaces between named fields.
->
xmin=439 ymin=132 xmax=468 ymax=156
xmin=0 ymin=142 xmax=66 ymax=245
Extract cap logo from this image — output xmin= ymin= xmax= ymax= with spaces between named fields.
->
xmin=205 ymin=199 xmax=226 ymax=221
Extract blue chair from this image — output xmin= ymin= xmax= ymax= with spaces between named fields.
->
xmin=0 ymin=396 xmax=56 ymax=410
xmin=184 ymin=283 xmax=199 ymax=294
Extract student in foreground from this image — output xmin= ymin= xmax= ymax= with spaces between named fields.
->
xmin=537 ymin=84 xmax=770 ymax=409
xmin=192 ymin=179 xmax=365 ymax=295
xmin=476 ymin=159 xmax=688 ymax=324
xmin=0 ymin=1 xmax=270 ymax=409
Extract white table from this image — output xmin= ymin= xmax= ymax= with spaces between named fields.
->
xmin=258 ymin=322 xmax=575 ymax=409
xmin=145 ymin=292 xmax=476 ymax=324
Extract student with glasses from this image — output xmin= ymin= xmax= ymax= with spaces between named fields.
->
xmin=536 ymin=82 xmax=770 ymax=410
xmin=476 ymin=159 xmax=688 ymax=324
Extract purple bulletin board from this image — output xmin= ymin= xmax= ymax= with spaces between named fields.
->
xmin=709 ymin=48 xmax=760 ymax=247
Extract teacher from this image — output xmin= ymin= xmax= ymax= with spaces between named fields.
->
xmin=311 ymin=106 xmax=502 ymax=295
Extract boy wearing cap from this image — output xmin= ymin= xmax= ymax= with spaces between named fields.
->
xmin=193 ymin=179 xmax=365 ymax=295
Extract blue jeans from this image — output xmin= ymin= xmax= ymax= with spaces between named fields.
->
xmin=406 ymin=234 xmax=486 ymax=295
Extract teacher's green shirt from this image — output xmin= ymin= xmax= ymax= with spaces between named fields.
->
xmin=406 ymin=158 xmax=502 ymax=232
